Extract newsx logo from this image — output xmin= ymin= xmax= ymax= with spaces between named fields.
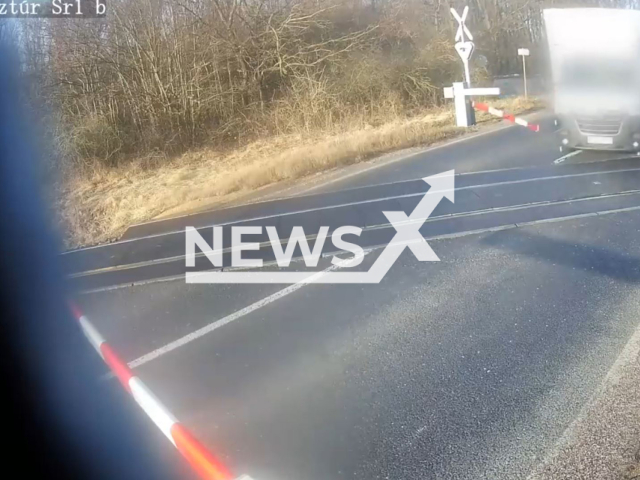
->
xmin=187 ymin=224 xmax=365 ymax=269
xmin=184 ymin=170 xmax=455 ymax=284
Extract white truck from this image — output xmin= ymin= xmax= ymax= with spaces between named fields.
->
xmin=544 ymin=8 xmax=640 ymax=152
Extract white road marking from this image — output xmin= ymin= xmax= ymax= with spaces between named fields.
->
xmin=123 ymin=123 xmax=518 ymax=232
xmin=122 ymin=204 xmax=640 ymax=368
xmin=128 ymin=255 xmax=364 ymax=368
xmin=554 ymin=150 xmax=582 ymax=164
xmin=71 ymin=188 xmax=640 ymax=280
xmin=71 ymin=120 xmax=544 ymax=256
xmin=65 ymin=165 xmax=640 ymax=257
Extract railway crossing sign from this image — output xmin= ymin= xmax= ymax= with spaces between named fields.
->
xmin=445 ymin=6 xmax=501 ymax=127
xmin=450 ymin=6 xmax=474 ymax=84
xmin=451 ymin=6 xmax=473 ymax=42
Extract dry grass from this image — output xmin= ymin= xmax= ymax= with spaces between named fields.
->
xmin=56 ymin=96 xmax=544 ymax=248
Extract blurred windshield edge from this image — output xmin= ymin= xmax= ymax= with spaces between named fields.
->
xmin=0 ymin=36 xmax=188 ymax=480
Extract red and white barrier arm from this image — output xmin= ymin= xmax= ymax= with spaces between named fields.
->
xmin=69 ymin=302 xmax=250 ymax=480
xmin=473 ymin=101 xmax=540 ymax=132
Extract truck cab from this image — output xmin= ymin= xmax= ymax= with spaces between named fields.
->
xmin=544 ymin=8 xmax=640 ymax=153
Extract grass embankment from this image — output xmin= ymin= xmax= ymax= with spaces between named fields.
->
xmin=57 ymin=96 xmax=544 ymax=248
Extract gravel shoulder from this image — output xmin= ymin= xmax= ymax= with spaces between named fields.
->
xmin=529 ymin=306 xmax=640 ymax=480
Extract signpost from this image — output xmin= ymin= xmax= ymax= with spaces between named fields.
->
xmin=518 ymin=48 xmax=530 ymax=98
xmin=446 ymin=6 xmax=501 ymax=127
xmin=451 ymin=6 xmax=474 ymax=84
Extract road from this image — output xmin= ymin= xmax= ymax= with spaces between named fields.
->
xmin=67 ymin=115 xmax=640 ymax=480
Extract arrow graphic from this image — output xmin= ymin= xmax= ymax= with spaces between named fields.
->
xmin=186 ymin=170 xmax=455 ymax=284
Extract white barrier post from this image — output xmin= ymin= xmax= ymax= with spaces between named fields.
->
xmin=444 ymin=83 xmax=501 ymax=127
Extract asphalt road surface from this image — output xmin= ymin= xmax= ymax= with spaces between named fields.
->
xmin=68 ymin=115 xmax=640 ymax=480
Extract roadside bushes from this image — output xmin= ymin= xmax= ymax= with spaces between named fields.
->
xmin=17 ymin=0 xmax=553 ymax=172
xmin=17 ymin=0 xmax=465 ymax=170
